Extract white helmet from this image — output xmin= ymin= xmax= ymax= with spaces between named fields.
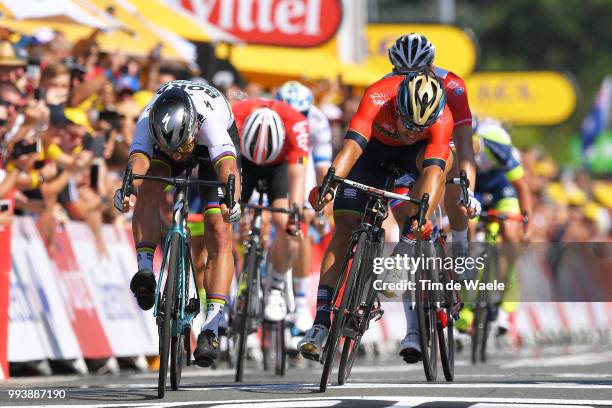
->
xmin=241 ymin=107 xmax=286 ymax=165
xmin=275 ymin=81 xmax=313 ymax=114
xmin=388 ymin=33 xmax=436 ymax=72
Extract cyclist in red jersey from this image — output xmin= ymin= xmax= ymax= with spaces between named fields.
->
xmin=299 ymin=70 xmax=454 ymax=363
xmin=233 ymin=98 xmax=309 ymax=322
xmin=388 ymin=33 xmax=481 ymax=259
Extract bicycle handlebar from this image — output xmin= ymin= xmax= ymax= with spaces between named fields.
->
xmin=319 ymin=166 xmax=430 ymax=228
xmin=119 ymin=164 xmax=235 ymax=211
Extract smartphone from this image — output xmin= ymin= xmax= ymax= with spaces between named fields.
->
xmin=0 ymin=200 xmax=10 ymax=213
xmin=90 ymin=163 xmax=99 ymax=190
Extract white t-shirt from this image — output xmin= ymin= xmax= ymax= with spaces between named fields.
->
xmin=307 ymin=105 xmax=332 ymax=167
xmin=129 ymin=80 xmax=237 ymax=164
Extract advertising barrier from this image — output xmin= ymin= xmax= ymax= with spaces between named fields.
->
xmin=0 ymin=221 xmax=10 ymax=379
xmin=9 ymin=218 xmax=82 ymax=362
xmin=2 ymin=216 xmax=611 ymax=378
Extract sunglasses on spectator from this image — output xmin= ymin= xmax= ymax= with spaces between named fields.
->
xmin=0 ymin=118 xmax=7 ymax=126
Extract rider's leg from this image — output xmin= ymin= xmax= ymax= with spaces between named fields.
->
xmin=130 ymin=161 xmax=171 ymax=310
xmin=497 ymin=197 xmax=522 ymax=332
xmin=263 ymin=197 xmax=299 ymax=321
xmin=444 ymin=151 xmax=470 ymax=257
xmin=291 ymin=208 xmax=315 ymax=332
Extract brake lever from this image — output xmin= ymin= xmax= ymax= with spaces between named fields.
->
xmin=459 ymin=170 xmax=469 ymax=206
xmin=417 ymin=193 xmax=429 ymax=229
xmin=120 ymin=164 xmax=134 ymax=200
xmin=318 ymin=167 xmax=335 ymax=206
xmin=225 ymin=174 xmax=235 ymax=210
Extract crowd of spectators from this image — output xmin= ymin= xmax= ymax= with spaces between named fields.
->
xmin=0 ymin=25 xmax=610 ymax=262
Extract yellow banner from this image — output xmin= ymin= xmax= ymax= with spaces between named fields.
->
xmin=364 ymin=24 xmax=477 ymax=79
xmin=466 ymin=72 xmax=577 ymax=125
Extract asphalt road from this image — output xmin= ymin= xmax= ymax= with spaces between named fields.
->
xmin=1 ymin=345 xmax=611 ymax=407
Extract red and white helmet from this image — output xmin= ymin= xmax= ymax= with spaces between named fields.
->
xmin=241 ymin=107 xmax=286 ymax=165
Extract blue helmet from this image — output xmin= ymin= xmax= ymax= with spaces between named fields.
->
xmin=275 ymin=81 xmax=314 ymax=115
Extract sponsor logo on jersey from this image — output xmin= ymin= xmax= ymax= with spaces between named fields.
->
xmin=370 ymin=92 xmax=389 ymax=106
xmin=437 ymin=116 xmax=450 ymax=125
xmin=447 ymin=80 xmax=459 ymax=90
xmin=343 ymin=188 xmax=357 ymax=199
xmin=454 ymin=87 xmax=465 ymax=96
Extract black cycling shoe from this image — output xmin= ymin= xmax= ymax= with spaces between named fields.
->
xmin=400 ymin=348 xmax=422 ymax=364
xmin=193 ymin=330 xmax=219 ymax=367
xmin=129 ymin=269 xmax=156 ymax=310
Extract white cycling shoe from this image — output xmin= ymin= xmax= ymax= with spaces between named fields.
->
xmin=399 ymin=332 xmax=421 ymax=364
xmin=293 ymin=306 xmax=314 ymax=334
xmin=264 ymin=289 xmax=287 ymax=322
xmin=298 ymin=324 xmax=329 ymax=361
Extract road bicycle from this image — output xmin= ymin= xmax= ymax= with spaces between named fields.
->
xmin=231 ymin=179 xmax=299 ymax=382
xmin=470 ymin=209 xmax=526 ymax=365
xmin=315 ymin=163 xmax=431 ymax=392
xmin=119 ymin=163 xmax=235 ymax=398
xmin=403 ymin=171 xmax=468 ymax=382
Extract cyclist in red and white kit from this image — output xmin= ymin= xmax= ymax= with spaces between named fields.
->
xmin=232 ymin=98 xmax=309 ymax=322
xmin=299 ymin=70 xmax=454 ymax=363
xmin=275 ymin=81 xmax=333 ymax=337
xmin=387 ymin=33 xmax=481 ymax=258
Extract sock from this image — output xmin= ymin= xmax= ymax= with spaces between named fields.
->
xmin=314 ymin=285 xmax=334 ymax=328
xmin=451 ymin=229 xmax=468 ymax=244
xmin=403 ymin=300 xmax=419 ymax=335
xmin=451 ymin=229 xmax=468 ymax=257
xmin=293 ymin=276 xmax=310 ymax=312
xmin=400 ymin=219 xmax=418 ymax=243
xmin=198 ymin=287 xmax=207 ymax=310
xmin=135 ymin=242 xmax=156 ymax=271
xmin=268 ymin=264 xmax=286 ymax=291
xmin=201 ymin=293 xmax=227 ymax=337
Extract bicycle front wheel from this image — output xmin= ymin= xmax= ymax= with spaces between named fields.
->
xmin=320 ymin=231 xmax=367 ymax=392
xmin=338 ymin=238 xmax=381 ymax=385
xmin=415 ymin=241 xmax=438 ymax=382
xmin=234 ymin=246 xmax=257 ymax=383
xmin=158 ymin=235 xmax=179 ymax=398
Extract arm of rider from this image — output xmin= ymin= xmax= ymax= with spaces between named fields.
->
xmin=453 ymin=126 xmax=479 ymax=218
xmin=286 ymin=161 xmax=306 ymax=237
xmin=511 ymin=176 xmax=533 ymax=241
xmin=406 ymin=165 xmax=446 ymax=240
xmin=215 ymin=157 xmax=241 ymax=223
xmin=309 ymin=139 xmax=363 ymax=211
xmin=114 ymin=153 xmax=150 ymax=213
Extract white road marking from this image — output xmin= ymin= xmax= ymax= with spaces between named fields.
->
xmin=10 ymin=395 xmax=612 ymax=408
xmin=61 ymin=381 xmax=612 ymax=391
xmin=501 ymin=351 xmax=612 ymax=369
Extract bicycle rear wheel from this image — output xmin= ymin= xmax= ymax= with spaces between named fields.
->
xmin=415 ymin=241 xmax=438 ymax=382
xmin=158 ymin=235 xmax=179 ymax=398
xmin=471 ymin=254 xmax=491 ymax=365
xmin=234 ymin=246 xmax=257 ymax=383
xmin=436 ymin=240 xmax=454 ymax=381
xmin=320 ymin=231 xmax=367 ymax=392
xmin=262 ymin=319 xmax=286 ymax=376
